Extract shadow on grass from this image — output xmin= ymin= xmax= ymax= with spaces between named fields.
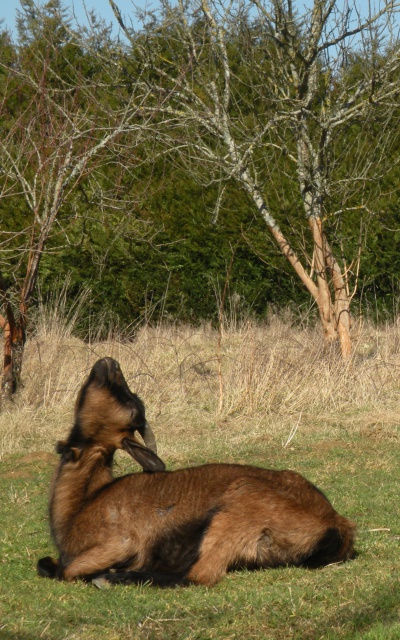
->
xmin=312 ymin=578 xmax=400 ymax=639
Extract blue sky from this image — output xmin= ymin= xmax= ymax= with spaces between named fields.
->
xmin=1 ymin=0 xmax=140 ymax=36
xmin=0 ymin=0 xmax=395 ymax=39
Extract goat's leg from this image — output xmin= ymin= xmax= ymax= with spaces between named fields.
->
xmin=187 ymin=479 xmax=354 ymax=586
xmin=186 ymin=480 xmax=271 ymax=585
xmin=186 ymin=518 xmax=243 ymax=586
xmin=93 ymin=569 xmax=189 ymax=588
xmin=62 ymin=541 xmax=133 ymax=581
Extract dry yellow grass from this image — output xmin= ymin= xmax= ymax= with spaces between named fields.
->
xmin=1 ymin=311 xmax=400 ymax=461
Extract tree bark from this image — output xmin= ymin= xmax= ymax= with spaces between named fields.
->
xmin=0 ymin=302 xmax=26 ymax=398
xmin=247 ymin=182 xmax=351 ymax=356
xmin=308 ymin=217 xmax=351 ymax=358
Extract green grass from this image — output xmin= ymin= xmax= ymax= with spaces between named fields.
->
xmin=1 ymin=433 xmax=400 ymax=640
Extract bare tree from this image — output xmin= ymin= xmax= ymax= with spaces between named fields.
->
xmin=111 ymin=0 xmax=400 ymax=357
xmin=0 ymin=5 xmax=155 ymax=396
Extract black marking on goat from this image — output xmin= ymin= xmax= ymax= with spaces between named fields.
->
xmin=147 ymin=507 xmax=221 ymax=575
xmin=302 ymin=527 xmax=344 ymax=569
xmin=37 ymin=556 xmax=60 ymax=579
xmin=86 ymin=358 xmax=146 ymax=417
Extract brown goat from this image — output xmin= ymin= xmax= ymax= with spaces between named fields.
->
xmin=38 ymin=357 xmax=355 ymax=587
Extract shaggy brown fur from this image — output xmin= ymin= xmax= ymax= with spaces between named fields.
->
xmin=37 ymin=358 xmax=355 ymax=587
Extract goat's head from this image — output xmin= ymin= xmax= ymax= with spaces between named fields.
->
xmin=58 ymin=358 xmax=165 ymax=472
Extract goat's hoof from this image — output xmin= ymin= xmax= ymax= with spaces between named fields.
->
xmin=92 ymin=575 xmax=112 ymax=589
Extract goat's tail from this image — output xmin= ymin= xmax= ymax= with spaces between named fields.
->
xmin=336 ymin=515 xmax=356 ymax=562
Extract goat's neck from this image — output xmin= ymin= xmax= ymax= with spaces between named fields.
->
xmin=49 ymin=448 xmax=114 ymax=550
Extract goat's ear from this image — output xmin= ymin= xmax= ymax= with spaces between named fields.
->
xmin=121 ymin=438 xmax=166 ymax=473
xmin=56 ymin=441 xmax=82 ymax=462
xmin=56 ymin=440 xmax=68 ymax=455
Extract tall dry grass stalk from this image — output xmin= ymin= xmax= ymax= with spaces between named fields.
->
xmin=1 ymin=306 xmax=400 ymax=460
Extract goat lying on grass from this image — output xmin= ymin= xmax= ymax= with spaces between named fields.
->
xmin=38 ymin=357 xmax=355 ymax=587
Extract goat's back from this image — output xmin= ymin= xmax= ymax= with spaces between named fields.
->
xmin=109 ymin=463 xmax=332 ymax=514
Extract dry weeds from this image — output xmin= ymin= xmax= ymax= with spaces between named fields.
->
xmin=1 ymin=311 xmax=400 ymax=459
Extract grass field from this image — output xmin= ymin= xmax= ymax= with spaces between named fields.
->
xmin=1 ymin=314 xmax=400 ymax=639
